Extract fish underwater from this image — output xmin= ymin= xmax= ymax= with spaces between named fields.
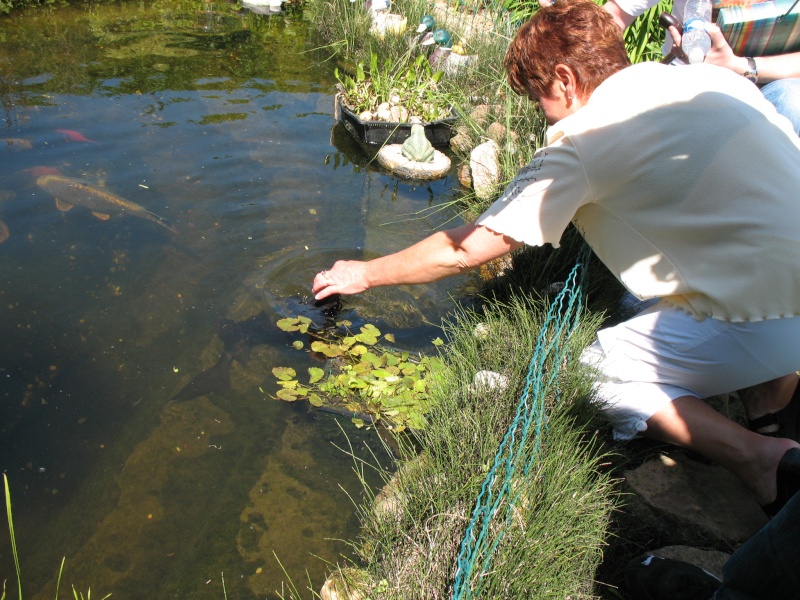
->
xmin=56 ymin=129 xmax=98 ymax=144
xmin=23 ymin=166 xmax=62 ymax=179
xmin=36 ymin=175 xmax=177 ymax=234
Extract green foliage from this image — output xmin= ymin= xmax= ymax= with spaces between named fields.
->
xmin=335 ymin=51 xmax=448 ymax=122
xmin=624 ymin=0 xmax=673 ymax=63
xmin=305 ymin=0 xmax=373 ymax=58
xmin=272 ymin=317 xmax=444 ymax=432
xmin=341 ymin=296 xmax=618 ymax=597
xmin=2 ymin=474 xmax=111 ymax=600
xmin=0 ymin=0 xmax=53 ymax=16
xmin=498 ymin=0 xmax=541 ymax=28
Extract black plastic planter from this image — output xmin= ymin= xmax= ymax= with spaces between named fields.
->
xmin=334 ymin=94 xmax=456 ymax=148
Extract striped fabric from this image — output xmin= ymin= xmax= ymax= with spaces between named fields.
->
xmin=717 ymin=0 xmax=800 ymax=55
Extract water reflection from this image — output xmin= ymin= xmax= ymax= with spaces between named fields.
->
xmin=0 ymin=2 xmax=472 ymax=598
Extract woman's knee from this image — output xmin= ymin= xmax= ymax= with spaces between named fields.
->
xmin=761 ymin=78 xmax=800 ymax=135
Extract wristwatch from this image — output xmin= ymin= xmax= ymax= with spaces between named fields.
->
xmin=743 ymin=57 xmax=759 ymax=84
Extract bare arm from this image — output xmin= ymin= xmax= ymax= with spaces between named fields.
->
xmin=312 ymin=223 xmax=522 ymax=300
xmin=604 ymin=0 xmax=638 ymax=30
xmin=670 ymin=23 xmax=800 ymax=83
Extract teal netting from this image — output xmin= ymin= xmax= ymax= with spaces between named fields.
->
xmin=451 ymin=246 xmax=590 ymax=599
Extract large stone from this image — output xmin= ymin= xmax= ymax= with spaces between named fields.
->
xmin=646 ymin=545 xmax=730 ymax=580
xmin=320 ymin=568 xmax=371 ymax=600
xmin=376 ymin=144 xmax=451 ymax=181
xmin=623 ymin=452 xmax=768 ymax=546
xmin=470 ymin=139 xmax=501 ymax=201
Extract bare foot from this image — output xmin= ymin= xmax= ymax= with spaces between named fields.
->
xmin=747 ymin=437 xmax=800 ymax=505
xmin=740 ymin=375 xmax=799 ymax=433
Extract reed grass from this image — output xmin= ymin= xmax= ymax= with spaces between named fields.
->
xmin=319 ymin=293 xmax=620 ymax=598
xmin=2 ymin=474 xmax=111 ymax=600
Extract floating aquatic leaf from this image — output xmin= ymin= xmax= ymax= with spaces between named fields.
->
xmin=277 ymin=389 xmax=301 ymax=401
xmin=431 ymin=337 xmax=444 ymax=346
xmin=311 ymin=340 xmax=344 ymax=358
xmin=384 ymin=333 xmax=396 ymax=343
xmin=349 ymin=344 xmax=368 ymax=356
xmin=355 ymin=331 xmax=378 ymax=345
xmin=270 ymin=315 xmax=444 ymax=429
xmin=292 ymin=340 xmax=304 ymax=350
xmin=361 ymin=351 xmax=381 ymax=367
xmin=272 ymin=366 xmax=296 ymax=381
xmin=277 ymin=316 xmax=312 ymax=333
xmin=308 ymin=367 xmax=324 ymax=384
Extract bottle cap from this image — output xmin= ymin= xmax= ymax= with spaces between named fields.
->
xmin=687 ymin=47 xmax=705 ymax=64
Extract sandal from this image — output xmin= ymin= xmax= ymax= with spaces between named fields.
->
xmin=762 ymin=447 xmax=800 ymax=518
xmin=748 ymin=384 xmax=800 ymax=441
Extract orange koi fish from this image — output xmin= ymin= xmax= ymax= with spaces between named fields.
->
xmin=56 ymin=129 xmax=98 ymax=144
xmin=23 ymin=166 xmax=62 ymax=178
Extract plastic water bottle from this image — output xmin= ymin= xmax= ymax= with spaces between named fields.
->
xmin=682 ymin=0 xmax=712 ymax=64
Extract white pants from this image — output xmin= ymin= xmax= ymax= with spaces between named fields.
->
xmin=581 ymin=300 xmax=800 ymax=440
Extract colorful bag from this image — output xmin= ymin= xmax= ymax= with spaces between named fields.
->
xmin=717 ymin=0 xmax=800 ymax=56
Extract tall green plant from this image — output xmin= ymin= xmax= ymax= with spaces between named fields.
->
xmin=335 ymin=51 xmax=448 ymax=122
xmin=624 ymin=0 xmax=673 ymax=63
xmin=2 ymin=474 xmax=111 ymax=600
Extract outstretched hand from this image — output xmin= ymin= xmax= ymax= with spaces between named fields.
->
xmin=704 ymin=24 xmax=740 ymax=70
xmin=667 ymin=23 xmax=740 ymax=71
xmin=312 ymin=260 xmax=370 ymax=300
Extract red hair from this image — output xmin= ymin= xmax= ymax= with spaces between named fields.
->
xmin=504 ymin=0 xmax=631 ymax=99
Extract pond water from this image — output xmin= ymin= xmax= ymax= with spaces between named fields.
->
xmin=0 ymin=2 xmax=473 ymax=598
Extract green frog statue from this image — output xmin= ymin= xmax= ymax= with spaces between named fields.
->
xmin=400 ymin=123 xmax=435 ymax=163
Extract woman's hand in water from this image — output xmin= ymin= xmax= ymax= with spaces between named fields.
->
xmin=312 ymin=260 xmax=370 ymax=300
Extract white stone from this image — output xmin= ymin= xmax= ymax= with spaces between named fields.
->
xmin=469 ymin=370 xmax=509 ymax=393
xmin=470 ymin=139 xmax=501 ymax=200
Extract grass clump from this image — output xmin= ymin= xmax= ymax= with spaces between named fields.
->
xmin=2 ymin=474 xmax=111 ymax=600
xmin=327 ymin=294 xmax=619 ymax=598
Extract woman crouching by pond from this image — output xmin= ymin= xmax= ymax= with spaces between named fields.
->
xmin=313 ymin=0 xmax=800 ymax=518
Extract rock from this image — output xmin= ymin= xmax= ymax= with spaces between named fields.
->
xmin=373 ymin=475 xmax=407 ymax=522
xmin=478 ymin=254 xmax=513 ymax=279
xmin=376 ymin=144 xmax=451 ymax=181
xmin=449 ymin=128 xmax=473 ymax=155
xmin=647 ymin=545 xmax=730 ymax=581
xmin=320 ymin=568 xmax=371 ymax=600
xmin=486 ymin=122 xmax=506 ymax=144
xmin=470 ymin=139 xmax=501 ymax=200
xmin=624 ymin=452 xmax=768 ymax=546
xmin=470 ymin=104 xmax=491 ymax=121
xmin=457 ymin=162 xmax=471 ymax=188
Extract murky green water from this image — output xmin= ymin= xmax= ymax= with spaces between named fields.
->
xmin=0 ymin=2 xmax=472 ymax=597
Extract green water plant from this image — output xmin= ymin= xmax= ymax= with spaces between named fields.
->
xmin=2 ymin=474 xmax=111 ymax=600
xmin=323 ymin=295 xmax=618 ymax=597
xmin=271 ymin=316 xmax=443 ymax=431
xmin=335 ymin=51 xmax=449 ymax=123
xmin=624 ymin=0 xmax=672 ymax=63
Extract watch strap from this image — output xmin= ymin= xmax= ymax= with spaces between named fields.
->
xmin=743 ymin=57 xmax=759 ymax=83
